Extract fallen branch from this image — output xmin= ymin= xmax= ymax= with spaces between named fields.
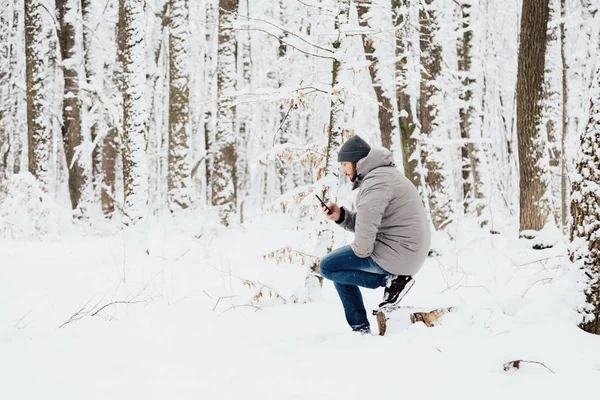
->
xmin=212 ymin=295 xmax=237 ymax=311
xmin=503 ymin=360 xmax=555 ymax=374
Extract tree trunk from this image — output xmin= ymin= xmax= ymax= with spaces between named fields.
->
xmin=167 ymin=0 xmax=192 ymax=212
xmin=516 ymin=0 xmax=552 ymax=233
xmin=238 ymin=0 xmax=253 ymax=222
xmin=119 ymin=0 xmax=149 ymax=225
xmin=457 ymin=1 xmax=484 ymax=216
xmin=356 ymin=0 xmax=394 ymax=150
xmin=57 ymin=0 xmax=92 ymax=216
xmin=0 ymin=6 xmax=10 ymax=182
xmin=542 ymin=0 xmax=562 ymax=226
xmin=324 ymin=0 xmax=350 ymax=180
xmin=82 ymin=0 xmax=103 ymax=202
xmin=560 ymin=0 xmax=568 ymax=233
xmin=277 ymin=0 xmax=292 ymax=198
xmin=392 ymin=0 xmax=420 ymax=188
xmin=212 ymin=0 xmax=239 ymax=225
xmin=24 ymin=1 xmax=53 ymax=189
xmin=570 ymin=63 xmax=600 ymax=335
xmin=9 ymin=3 xmax=24 ymax=176
xmin=419 ymin=0 xmax=452 ymax=230
xmin=204 ymin=1 xmax=217 ymax=206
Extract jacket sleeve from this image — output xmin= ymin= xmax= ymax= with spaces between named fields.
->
xmin=335 ymin=206 xmax=356 ymax=232
xmin=350 ymin=179 xmax=392 ymax=258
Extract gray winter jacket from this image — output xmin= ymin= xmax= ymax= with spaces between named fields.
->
xmin=336 ymin=147 xmax=430 ymax=276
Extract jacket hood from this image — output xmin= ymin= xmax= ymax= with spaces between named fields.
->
xmin=356 ymin=147 xmax=395 ymax=179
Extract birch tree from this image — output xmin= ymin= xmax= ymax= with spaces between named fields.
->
xmin=167 ymin=0 xmax=192 ymax=212
xmin=516 ymin=0 xmax=552 ymax=234
xmin=57 ymin=0 xmax=93 ymax=216
xmin=24 ymin=0 xmax=54 ymax=189
xmin=119 ymin=0 xmax=149 ymax=225
xmin=570 ymin=63 xmax=600 ymax=335
xmin=212 ymin=0 xmax=239 ymax=224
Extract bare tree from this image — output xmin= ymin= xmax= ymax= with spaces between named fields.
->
xmin=570 ymin=63 xmax=600 ymax=335
xmin=356 ymin=0 xmax=395 ymax=150
xmin=559 ymin=0 xmax=568 ymax=232
xmin=456 ymin=0 xmax=484 ymax=217
xmin=541 ymin=0 xmax=563 ymax=227
xmin=324 ymin=0 xmax=350 ymax=179
xmin=118 ymin=0 xmax=149 ymax=225
xmin=392 ymin=0 xmax=421 ymax=188
xmin=516 ymin=0 xmax=552 ymax=234
xmin=24 ymin=1 xmax=53 ymax=189
xmin=82 ymin=0 xmax=102 ymax=201
xmin=167 ymin=0 xmax=192 ymax=212
xmin=212 ymin=0 xmax=239 ymax=225
xmin=57 ymin=0 xmax=93 ymax=216
xmin=419 ymin=0 xmax=452 ymax=230
xmin=204 ymin=1 xmax=218 ymax=206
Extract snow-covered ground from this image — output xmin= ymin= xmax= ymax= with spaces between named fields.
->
xmin=1 ymin=209 xmax=600 ymax=400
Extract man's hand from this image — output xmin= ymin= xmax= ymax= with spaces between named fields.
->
xmin=322 ymin=202 xmax=341 ymax=222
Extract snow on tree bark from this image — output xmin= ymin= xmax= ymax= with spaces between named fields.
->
xmin=456 ymin=0 xmax=485 ymax=218
xmin=324 ymin=0 xmax=350 ymax=179
xmin=167 ymin=0 xmax=192 ymax=212
xmin=82 ymin=0 xmax=102 ymax=201
xmin=102 ymin=3 xmax=122 ymax=217
xmin=57 ymin=0 xmax=93 ymax=217
xmin=204 ymin=0 xmax=218 ymax=206
xmin=24 ymin=1 xmax=54 ymax=189
xmin=419 ymin=0 xmax=452 ymax=230
xmin=541 ymin=0 xmax=563 ymax=226
xmin=516 ymin=0 xmax=553 ymax=234
xmin=119 ymin=0 xmax=149 ymax=225
xmin=212 ymin=0 xmax=239 ymax=225
xmin=357 ymin=0 xmax=395 ymax=151
xmin=570 ymin=63 xmax=600 ymax=335
xmin=392 ymin=0 xmax=420 ymax=189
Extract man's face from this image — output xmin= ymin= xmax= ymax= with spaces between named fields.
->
xmin=341 ymin=161 xmax=357 ymax=182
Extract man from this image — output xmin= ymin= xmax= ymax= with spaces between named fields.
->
xmin=319 ymin=135 xmax=430 ymax=334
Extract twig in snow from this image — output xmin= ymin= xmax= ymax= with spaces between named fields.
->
xmin=12 ymin=310 xmax=33 ymax=330
xmin=212 ymin=296 xmax=237 ymax=311
xmin=59 ymin=296 xmax=105 ymax=328
xmin=503 ymin=360 xmax=555 ymax=374
xmin=217 ymin=304 xmax=262 ymax=318
xmin=90 ymin=300 xmax=147 ymax=317
xmin=520 ymin=277 xmax=554 ymax=298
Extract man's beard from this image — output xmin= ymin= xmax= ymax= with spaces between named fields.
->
xmin=348 ymin=171 xmax=357 ymax=182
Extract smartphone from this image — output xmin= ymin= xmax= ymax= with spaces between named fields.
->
xmin=315 ymin=194 xmax=332 ymax=214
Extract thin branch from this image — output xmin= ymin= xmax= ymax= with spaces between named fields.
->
xmin=90 ymin=300 xmax=146 ymax=317
xmin=236 ymin=27 xmax=336 ymax=60
xmin=217 ymin=304 xmax=262 ymax=318
xmin=237 ymin=14 xmax=334 ymax=53
xmin=503 ymin=360 xmax=555 ymax=374
xmin=212 ymin=295 xmax=237 ymax=311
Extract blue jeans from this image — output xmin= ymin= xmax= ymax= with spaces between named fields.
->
xmin=319 ymin=245 xmax=391 ymax=331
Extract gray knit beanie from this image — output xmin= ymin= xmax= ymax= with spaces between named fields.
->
xmin=337 ymin=135 xmax=371 ymax=162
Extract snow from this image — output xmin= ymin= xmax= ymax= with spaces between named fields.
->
xmin=1 ymin=206 xmax=599 ymax=400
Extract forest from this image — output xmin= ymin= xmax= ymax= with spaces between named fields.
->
xmin=1 ymin=1 xmax=600 ymax=396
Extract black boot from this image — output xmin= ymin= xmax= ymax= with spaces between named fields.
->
xmin=378 ymin=275 xmax=414 ymax=309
